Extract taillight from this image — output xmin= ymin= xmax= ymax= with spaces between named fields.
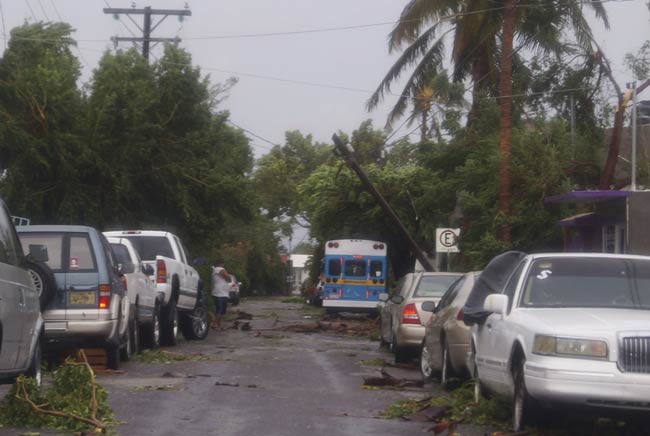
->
xmin=402 ymin=303 xmax=421 ymax=325
xmin=156 ymin=259 xmax=167 ymax=283
xmin=456 ymin=308 xmax=464 ymax=321
xmin=99 ymin=284 xmax=111 ymax=309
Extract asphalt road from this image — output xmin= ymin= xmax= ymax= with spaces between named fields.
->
xmin=0 ymin=297 xmax=437 ymax=436
xmin=2 ymin=297 xmax=648 ymax=436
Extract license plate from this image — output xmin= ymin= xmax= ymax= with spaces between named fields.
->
xmin=69 ymin=291 xmax=96 ymax=305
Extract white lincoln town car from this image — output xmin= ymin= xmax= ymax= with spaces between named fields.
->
xmin=466 ymin=253 xmax=650 ymax=432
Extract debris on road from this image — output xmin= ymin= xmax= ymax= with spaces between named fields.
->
xmin=363 ymin=367 xmax=423 ymax=389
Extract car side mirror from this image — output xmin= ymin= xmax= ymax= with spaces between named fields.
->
xmin=390 ymin=295 xmax=404 ymax=305
xmin=484 ymin=294 xmax=508 ymax=315
xmin=119 ymin=262 xmax=135 ymax=275
xmin=421 ymin=301 xmax=436 ymax=312
xmin=378 ymin=292 xmax=389 ymax=302
xmin=143 ymin=264 xmax=155 ymax=276
xmin=28 ymin=244 xmax=49 ymax=263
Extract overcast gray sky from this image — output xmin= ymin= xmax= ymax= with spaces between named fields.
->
xmin=1 ymin=0 xmax=648 ymax=157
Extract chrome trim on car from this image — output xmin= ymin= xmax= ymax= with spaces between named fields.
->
xmin=619 ymin=336 xmax=650 ymax=374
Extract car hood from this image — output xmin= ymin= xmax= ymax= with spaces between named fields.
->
xmin=518 ymin=308 xmax=650 ymax=336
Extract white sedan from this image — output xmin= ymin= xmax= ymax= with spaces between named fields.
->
xmin=468 ymin=253 xmax=650 ymax=432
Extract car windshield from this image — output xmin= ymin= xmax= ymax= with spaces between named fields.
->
xmin=413 ymin=275 xmax=460 ymax=298
xmin=521 ymin=257 xmax=650 ymax=309
xmin=122 ymin=236 xmax=173 ymax=261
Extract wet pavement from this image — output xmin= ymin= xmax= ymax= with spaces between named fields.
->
xmin=0 ymin=297 xmax=436 ymax=436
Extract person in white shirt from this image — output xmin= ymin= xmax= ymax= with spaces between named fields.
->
xmin=211 ymin=259 xmax=232 ymax=330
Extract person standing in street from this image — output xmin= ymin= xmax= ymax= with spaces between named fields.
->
xmin=211 ymin=259 xmax=232 ymax=330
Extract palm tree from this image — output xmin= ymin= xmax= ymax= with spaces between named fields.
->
xmin=368 ymin=0 xmax=609 ymax=242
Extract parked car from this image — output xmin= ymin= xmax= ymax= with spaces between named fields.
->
xmin=17 ymin=225 xmax=129 ymax=370
xmin=420 ymin=271 xmax=480 ymax=383
xmin=106 ymin=236 xmax=160 ymax=350
xmin=0 ymin=201 xmax=44 ymax=384
xmin=229 ymin=274 xmax=241 ymax=306
xmin=466 ymin=252 xmax=650 ymax=432
xmin=103 ymin=230 xmax=208 ymax=344
xmin=379 ymin=272 xmax=462 ymax=363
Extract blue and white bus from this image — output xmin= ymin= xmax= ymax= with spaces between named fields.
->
xmin=322 ymin=239 xmax=387 ymax=313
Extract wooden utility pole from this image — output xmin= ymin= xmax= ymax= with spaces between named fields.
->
xmin=103 ymin=6 xmax=191 ymax=60
xmin=332 ymin=134 xmax=434 ymax=271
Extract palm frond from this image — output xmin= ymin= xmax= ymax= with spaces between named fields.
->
xmin=384 ymin=37 xmax=447 ymax=129
xmin=388 ymin=0 xmax=456 ymax=51
xmin=367 ymin=23 xmax=446 ymax=111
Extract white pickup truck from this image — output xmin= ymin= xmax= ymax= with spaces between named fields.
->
xmin=104 ymin=230 xmax=209 ymax=345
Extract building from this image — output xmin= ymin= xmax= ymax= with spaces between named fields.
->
xmin=288 ymin=254 xmax=311 ymax=295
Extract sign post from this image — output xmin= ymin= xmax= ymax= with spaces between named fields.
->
xmin=435 ymin=228 xmax=460 ymax=271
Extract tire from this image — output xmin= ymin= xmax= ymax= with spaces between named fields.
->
xmin=390 ymin=329 xmax=409 ymax=364
xmin=440 ymin=339 xmax=455 ymax=386
xmin=160 ymin=299 xmax=178 ymax=346
xmin=106 ymin=344 xmax=120 ymax=370
xmin=26 ymin=338 xmax=42 ymax=387
xmin=180 ymin=300 xmax=209 ymax=340
xmin=141 ymin=303 xmax=161 ymax=349
xmin=25 ymin=260 xmax=56 ymax=309
xmin=513 ymin=355 xmax=538 ymax=432
xmin=420 ymin=341 xmax=434 ymax=380
xmin=470 ymin=343 xmax=487 ymax=403
xmin=120 ymin=318 xmax=138 ymax=361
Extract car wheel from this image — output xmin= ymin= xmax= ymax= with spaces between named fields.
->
xmin=120 ymin=320 xmax=133 ymax=361
xmin=25 ymin=260 xmax=56 ymax=309
xmin=181 ymin=300 xmax=209 ymax=340
xmin=513 ymin=356 xmax=537 ymax=432
xmin=470 ymin=344 xmax=487 ymax=403
xmin=106 ymin=344 xmax=120 ymax=370
xmin=141 ymin=303 xmax=161 ymax=349
xmin=161 ymin=299 xmax=178 ymax=346
xmin=440 ymin=339 xmax=455 ymax=386
xmin=26 ymin=338 xmax=42 ymax=387
xmin=420 ymin=341 xmax=434 ymax=380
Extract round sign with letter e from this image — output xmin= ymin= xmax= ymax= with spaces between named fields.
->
xmin=436 ymin=228 xmax=460 ymax=253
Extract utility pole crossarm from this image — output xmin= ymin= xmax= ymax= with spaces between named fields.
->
xmin=103 ymin=8 xmax=191 ymax=16
xmin=104 ymin=5 xmax=190 ymax=61
xmin=331 ymin=134 xmax=435 ymax=272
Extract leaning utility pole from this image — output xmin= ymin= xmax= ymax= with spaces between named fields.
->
xmin=103 ymin=6 xmax=191 ymax=60
xmin=332 ymin=134 xmax=434 ymax=272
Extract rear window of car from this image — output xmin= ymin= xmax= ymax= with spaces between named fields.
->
xmin=521 ymin=257 xmax=650 ymax=309
xmin=413 ymin=275 xmax=460 ymax=298
xmin=122 ymin=236 xmax=173 ymax=261
xmin=69 ymin=236 xmax=96 ymax=271
xmin=110 ymin=243 xmax=131 ymax=264
xmin=19 ymin=234 xmax=64 ymax=270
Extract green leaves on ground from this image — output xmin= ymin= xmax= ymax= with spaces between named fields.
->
xmin=0 ymin=361 xmax=113 ymax=433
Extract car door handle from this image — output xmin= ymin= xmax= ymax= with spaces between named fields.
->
xmin=486 ymin=323 xmax=493 ymax=329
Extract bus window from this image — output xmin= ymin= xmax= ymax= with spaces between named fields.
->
xmin=345 ymin=259 xmax=366 ymax=277
xmin=370 ymin=260 xmax=383 ymax=277
xmin=328 ymin=259 xmax=341 ymax=276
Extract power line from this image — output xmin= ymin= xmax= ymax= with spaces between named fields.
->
xmin=226 ymin=120 xmax=279 ymax=150
xmin=48 ymin=0 xmax=91 ymax=70
xmin=0 ymin=0 xmax=6 ymax=49
xmin=24 ymin=0 xmax=38 ymax=22
xmin=36 ymin=0 xmax=50 ymax=21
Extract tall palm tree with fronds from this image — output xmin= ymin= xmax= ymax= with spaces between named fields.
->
xmin=368 ymin=0 xmax=608 ymax=242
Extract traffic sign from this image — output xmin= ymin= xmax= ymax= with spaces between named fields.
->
xmin=436 ymin=228 xmax=460 ymax=253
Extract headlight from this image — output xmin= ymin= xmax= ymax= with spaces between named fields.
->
xmin=533 ymin=335 xmax=608 ymax=359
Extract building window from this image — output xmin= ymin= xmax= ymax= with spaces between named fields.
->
xmin=602 ymin=224 xmax=626 ymax=253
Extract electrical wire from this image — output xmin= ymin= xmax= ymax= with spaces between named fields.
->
xmin=24 ymin=0 xmax=38 ymax=22
xmin=48 ymin=0 xmax=91 ymax=70
xmin=36 ymin=0 xmax=50 ymax=21
xmin=226 ymin=120 xmax=280 ymax=149
xmin=0 ymin=0 xmax=6 ymax=50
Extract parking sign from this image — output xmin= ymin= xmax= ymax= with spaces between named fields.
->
xmin=436 ymin=228 xmax=460 ymax=253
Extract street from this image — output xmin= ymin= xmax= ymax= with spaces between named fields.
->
xmin=0 ymin=297 xmax=437 ymax=436
xmin=1 ymin=297 xmax=648 ymax=436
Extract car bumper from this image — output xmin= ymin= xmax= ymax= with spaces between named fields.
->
xmin=43 ymin=319 xmax=119 ymax=344
xmin=396 ymin=324 xmax=425 ymax=348
xmin=526 ymin=359 xmax=650 ymax=410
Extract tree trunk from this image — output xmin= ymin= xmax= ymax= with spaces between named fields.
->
xmin=497 ymin=0 xmax=516 ymax=244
